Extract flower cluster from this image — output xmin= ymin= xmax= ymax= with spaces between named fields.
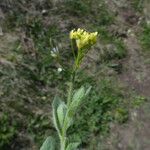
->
xmin=70 ymin=28 xmax=98 ymax=50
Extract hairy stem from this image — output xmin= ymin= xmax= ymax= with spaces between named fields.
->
xmin=59 ymin=40 xmax=79 ymax=150
xmin=60 ymin=65 xmax=77 ymax=150
xmin=67 ymin=69 xmax=76 ymax=106
xmin=60 ymin=135 xmax=66 ymax=150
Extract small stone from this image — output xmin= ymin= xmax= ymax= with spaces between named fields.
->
xmin=127 ymin=29 xmax=132 ymax=34
xmin=131 ymin=111 xmax=137 ymax=121
xmin=133 ymin=111 xmax=137 ymax=117
xmin=118 ymin=143 xmax=123 ymax=148
xmin=130 ymin=33 xmax=135 ymax=37
xmin=57 ymin=67 xmax=63 ymax=73
xmin=42 ymin=9 xmax=47 ymax=15
xmin=41 ymin=96 xmax=46 ymax=100
xmin=124 ymin=39 xmax=127 ymax=43
xmin=147 ymin=20 xmax=150 ymax=25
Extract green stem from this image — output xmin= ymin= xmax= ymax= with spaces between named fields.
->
xmin=67 ymin=82 xmax=73 ymax=107
xmin=60 ymin=43 xmax=79 ymax=150
xmin=60 ymin=135 xmax=66 ymax=150
xmin=71 ymin=39 xmax=76 ymax=61
xmin=60 ymin=67 xmax=77 ymax=150
xmin=75 ymin=48 xmax=82 ymax=69
xmin=67 ymin=69 xmax=76 ymax=107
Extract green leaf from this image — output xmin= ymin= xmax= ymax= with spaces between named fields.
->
xmin=71 ymin=86 xmax=85 ymax=108
xmin=68 ymin=86 xmax=92 ymax=117
xmin=63 ymin=114 xmax=73 ymax=131
xmin=72 ymin=86 xmax=85 ymax=102
xmin=66 ymin=142 xmax=80 ymax=150
xmin=40 ymin=136 xmax=55 ymax=150
xmin=68 ymin=86 xmax=85 ymax=116
xmin=52 ymin=96 xmax=63 ymax=133
xmin=57 ymin=102 xmax=67 ymax=128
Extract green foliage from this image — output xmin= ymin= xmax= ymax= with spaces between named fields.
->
xmin=113 ymin=39 xmax=127 ymax=59
xmin=97 ymin=27 xmax=127 ymax=61
xmin=22 ymin=19 xmax=63 ymax=84
xmin=96 ymin=2 xmax=114 ymax=26
xmin=69 ymin=77 xmax=127 ymax=146
xmin=0 ymin=113 xmax=17 ymax=149
xmin=132 ymin=96 xmax=146 ymax=108
xmin=64 ymin=0 xmax=90 ymax=16
xmin=140 ymin=24 xmax=150 ymax=51
xmin=57 ymin=102 xmax=67 ymax=128
xmin=114 ymin=108 xmax=129 ymax=123
xmin=5 ymin=14 xmax=62 ymax=84
xmin=68 ymin=86 xmax=91 ymax=116
xmin=40 ymin=136 xmax=55 ymax=150
xmin=52 ymin=96 xmax=65 ymax=134
xmin=131 ymin=0 xmax=143 ymax=12
xmin=69 ymin=87 xmax=85 ymax=115
xmin=5 ymin=11 xmax=25 ymax=30
xmin=50 ymin=86 xmax=91 ymax=149
xmin=28 ymin=114 xmax=51 ymax=145
xmin=97 ymin=27 xmax=113 ymax=43
xmin=27 ymin=19 xmax=59 ymax=50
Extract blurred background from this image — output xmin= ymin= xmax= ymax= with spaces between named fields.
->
xmin=0 ymin=0 xmax=150 ymax=149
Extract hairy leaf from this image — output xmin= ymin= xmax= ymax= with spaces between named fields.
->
xmin=69 ymin=86 xmax=85 ymax=114
xmin=69 ymin=86 xmax=92 ymax=116
xmin=57 ymin=102 xmax=67 ymax=128
xmin=40 ymin=136 xmax=55 ymax=150
xmin=52 ymin=96 xmax=63 ymax=134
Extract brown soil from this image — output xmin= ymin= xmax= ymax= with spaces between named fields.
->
xmin=101 ymin=1 xmax=150 ymax=149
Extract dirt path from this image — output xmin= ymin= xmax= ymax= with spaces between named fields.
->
xmin=121 ymin=32 xmax=150 ymax=97
xmin=103 ymin=1 xmax=150 ymax=149
xmin=109 ymin=30 xmax=150 ymax=150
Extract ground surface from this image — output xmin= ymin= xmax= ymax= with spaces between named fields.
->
xmin=0 ymin=0 xmax=150 ymax=150
xmin=101 ymin=1 xmax=150 ymax=149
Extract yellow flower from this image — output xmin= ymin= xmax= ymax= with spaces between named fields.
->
xmin=70 ymin=28 xmax=98 ymax=50
xmin=70 ymin=28 xmax=98 ymax=68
